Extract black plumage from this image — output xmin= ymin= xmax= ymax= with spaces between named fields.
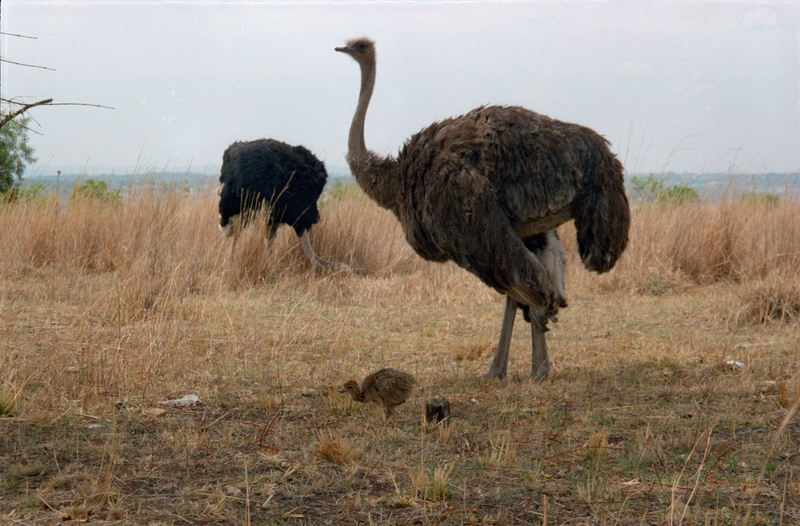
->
xmin=218 ymin=139 xmax=344 ymax=272
xmin=219 ymin=139 xmax=326 ymax=239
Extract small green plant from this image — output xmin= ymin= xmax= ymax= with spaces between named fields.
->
xmin=3 ymin=473 xmax=18 ymax=491
xmin=764 ymin=458 xmax=779 ymax=476
xmin=70 ymin=178 xmax=121 ymax=202
xmin=522 ymin=459 xmax=547 ymax=488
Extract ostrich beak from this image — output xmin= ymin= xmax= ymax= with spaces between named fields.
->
xmin=334 ymin=45 xmax=348 ymax=53
xmin=337 ymin=387 xmax=346 ymax=393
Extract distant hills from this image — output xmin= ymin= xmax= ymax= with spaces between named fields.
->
xmin=17 ymin=170 xmax=800 ymax=198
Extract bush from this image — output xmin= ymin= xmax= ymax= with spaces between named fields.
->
xmin=70 ymin=179 xmax=121 ymax=202
xmin=658 ymin=184 xmax=698 ymax=204
xmin=739 ymin=191 xmax=779 ymax=205
xmin=1 ymin=183 xmax=46 ymax=203
xmin=628 ymin=175 xmax=698 ymax=204
xmin=18 ymin=183 xmax=46 ymax=202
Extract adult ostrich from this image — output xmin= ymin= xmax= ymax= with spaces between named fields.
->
xmin=218 ymin=138 xmax=344 ymax=272
xmin=336 ymin=38 xmax=630 ymax=379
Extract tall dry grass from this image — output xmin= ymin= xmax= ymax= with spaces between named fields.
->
xmin=561 ymin=198 xmax=800 ymax=297
xmin=2 ymin=183 xmax=799 ymax=309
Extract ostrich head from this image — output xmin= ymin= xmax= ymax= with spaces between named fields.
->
xmin=335 ymin=38 xmax=375 ymax=66
xmin=338 ymin=380 xmax=360 ymax=397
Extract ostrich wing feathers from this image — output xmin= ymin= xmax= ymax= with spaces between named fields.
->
xmin=392 ymin=105 xmax=608 ymax=306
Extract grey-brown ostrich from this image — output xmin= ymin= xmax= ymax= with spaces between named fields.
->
xmin=336 ymin=38 xmax=630 ymax=380
xmin=218 ymin=138 xmax=345 ymax=273
xmin=339 ymin=368 xmax=417 ymax=418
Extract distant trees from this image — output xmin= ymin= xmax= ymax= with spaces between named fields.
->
xmin=0 ymin=113 xmax=36 ymax=194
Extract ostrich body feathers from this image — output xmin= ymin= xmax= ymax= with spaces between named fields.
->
xmin=351 ymin=103 xmax=630 ymax=311
xmin=218 ymin=138 xmax=327 ymax=237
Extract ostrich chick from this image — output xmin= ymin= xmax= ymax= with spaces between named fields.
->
xmin=339 ymin=368 xmax=417 ymax=418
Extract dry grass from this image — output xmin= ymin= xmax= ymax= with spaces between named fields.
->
xmin=1 ymin=182 xmax=799 ymax=524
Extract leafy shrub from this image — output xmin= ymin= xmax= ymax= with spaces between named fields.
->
xmin=18 ymin=183 xmax=46 ymax=201
xmin=659 ymin=184 xmax=698 ymax=204
xmin=70 ymin=179 xmax=121 ymax=202
xmin=1 ymin=182 xmax=46 ymax=203
xmin=628 ymin=175 xmax=698 ymax=204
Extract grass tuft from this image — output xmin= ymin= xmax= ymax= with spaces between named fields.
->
xmin=739 ymin=284 xmax=800 ymax=324
xmin=315 ymin=430 xmax=363 ymax=465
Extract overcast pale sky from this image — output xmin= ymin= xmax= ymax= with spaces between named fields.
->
xmin=2 ymin=1 xmax=799 ymax=177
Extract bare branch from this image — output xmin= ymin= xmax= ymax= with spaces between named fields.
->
xmin=0 ymin=31 xmax=38 ymax=39
xmin=1 ymin=98 xmax=113 ymax=113
xmin=0 ymin=98 xmax=53 ymax=129
xmin=0 ymin=57 xmax=55 ymax=71
xmin=46 ymin=102 xmax=114 ymax=111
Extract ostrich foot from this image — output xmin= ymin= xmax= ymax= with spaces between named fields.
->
xmin=299 ymin=230 xmax=349 ymax=274
xmin=482 ymin=369 xmax=506 ymax=380
xmin=530 ymin=361 xmax=551 ymax=381
xmin=315 ymin=259 xmax=350 ymax=274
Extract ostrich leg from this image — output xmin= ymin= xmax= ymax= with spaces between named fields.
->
xmin=228 ymin=236 xmax=238 ymax=265
xmin=484 ymin=296 xmax=518 ymax=379
xmin=530 ymin=315 xmax=550 ymax=380
xmin=299 ymin=230 xmax=348 ymax=273
xmin=263 ymin=223 xmax=279 ymax=263
xmin=484 ymin=298 xmax=551 ymax=380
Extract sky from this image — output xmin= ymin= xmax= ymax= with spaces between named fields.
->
xmin=2 ymin=0 xmax=799 ymax=178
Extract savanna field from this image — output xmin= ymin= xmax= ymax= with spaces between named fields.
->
xmin=1 ymin=180 xmax=799 ymax=525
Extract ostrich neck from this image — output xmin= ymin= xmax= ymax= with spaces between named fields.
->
xmin=346 ymin=58 xmax=402 ymax=212
xmin=347 ymin=60 xmax=374 ymax=157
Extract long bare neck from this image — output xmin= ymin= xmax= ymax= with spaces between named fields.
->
xmin=346 ymin=56 xmax=402 ymax=212
xmin=348 ymin=59 xmax=375 ymax=157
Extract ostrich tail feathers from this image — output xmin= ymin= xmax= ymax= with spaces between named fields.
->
xmin=573 ymin=157 xmax=631 ymax=273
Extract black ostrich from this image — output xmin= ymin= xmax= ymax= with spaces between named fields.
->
xmin=218 ymin=138 xmax=345 ymax=272
xmin=336 ymin=38 xmax=630 ymax=380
